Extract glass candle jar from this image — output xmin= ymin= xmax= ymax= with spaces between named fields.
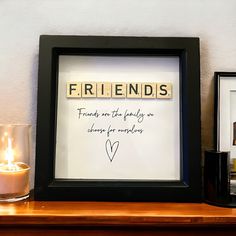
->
xmin=0 ymin=125 xmax=31 ymax=202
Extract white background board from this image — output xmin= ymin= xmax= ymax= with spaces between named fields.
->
xmin=219 ymin=76 xmax=236 ymax=158
xmin=55 ymin=55 xmax=180 ymax=180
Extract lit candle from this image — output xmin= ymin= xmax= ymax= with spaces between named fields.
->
xmin=0 ymin=137 xmax=30 ymax=201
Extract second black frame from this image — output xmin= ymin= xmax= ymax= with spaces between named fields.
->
xmin=35 ymin=35 xmax=201 ymax=201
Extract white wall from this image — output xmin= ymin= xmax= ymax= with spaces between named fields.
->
xmin=0 ymin=0 xmax=236 ymax=187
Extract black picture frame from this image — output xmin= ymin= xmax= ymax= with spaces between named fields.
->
xmin=35 ymin=35 xmax=201 ymax=201
xmin=214 ymin=72 xmax=236 ymax=150
xmin=213 ymin=72 xmax=236 ymax=207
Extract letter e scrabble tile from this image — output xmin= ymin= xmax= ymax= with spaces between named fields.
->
xmin=112 ymin=83 xmax=126 ymax=98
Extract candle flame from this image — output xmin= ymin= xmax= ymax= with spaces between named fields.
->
xmin=4 ymin=138 xmax=20 ymax=171
xmin=5 ymin=138 xmax=14 ymax=166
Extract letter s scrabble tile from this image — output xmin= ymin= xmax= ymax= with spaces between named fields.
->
xmin=156 ymin=83 xmax=172 ymax=99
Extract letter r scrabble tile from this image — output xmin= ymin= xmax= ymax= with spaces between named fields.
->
xmin=82 ymin=82 xmax=96 ymax=98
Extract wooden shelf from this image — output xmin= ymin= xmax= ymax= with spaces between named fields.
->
xmin=1 ymin=201 xmax=236 ymax=235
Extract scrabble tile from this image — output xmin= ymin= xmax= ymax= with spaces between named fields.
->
xmin=66 ymin=82 xmax=81 ymax=98
xmin=97 ymin=82 xmax=112 ymax=98
xmin=127 ymin=83 xmax=142 ymax=98
xmin=112 ymin=83 xmax=126 ymax=98
xmin=141 ymin=83 xmax=156 ymax=99
xmin=156 ymin=83 xmax=172 ymax=99
xmin=82 ymin=82 xmax=96 ymax=98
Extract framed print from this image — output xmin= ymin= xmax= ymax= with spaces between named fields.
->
xmin=215 ymin=72 xmax=236 ymax=196
xmin=35 ymin=35 xmax=201 ymax=201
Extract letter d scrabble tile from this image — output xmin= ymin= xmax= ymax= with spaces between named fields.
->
xmin=141 ymin=83 xmax=156 ymax=99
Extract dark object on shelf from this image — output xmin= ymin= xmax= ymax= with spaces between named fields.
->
xmin=204 ymin=150 xmax=236 ymax=207
xmin=204 ymin=151 xmax=230 ymax=204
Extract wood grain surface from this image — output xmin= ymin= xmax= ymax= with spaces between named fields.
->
xmin=0 ymin=201 xmax=236 ymax=227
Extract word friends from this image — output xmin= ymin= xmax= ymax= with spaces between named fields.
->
xmin=67 ymin=81 xmax=172 ymax=99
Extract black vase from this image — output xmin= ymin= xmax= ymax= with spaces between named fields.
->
xmin=204 ymin=150 xmax=230 ymax=205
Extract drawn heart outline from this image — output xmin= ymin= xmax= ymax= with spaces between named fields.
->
xmin=105 ymin=139 xmax=119 ymax=162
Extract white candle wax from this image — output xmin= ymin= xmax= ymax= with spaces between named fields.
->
xmin=0 ymin=162 xmax=30 ymax=198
